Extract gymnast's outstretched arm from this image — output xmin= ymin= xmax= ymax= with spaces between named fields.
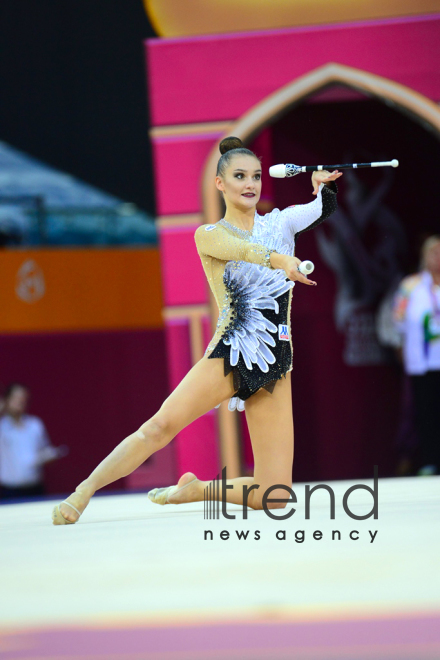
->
xmin=195 ymin=225 xmax=315 ymax=285
xmin=194 ymin=224 xmax=276 ymax=268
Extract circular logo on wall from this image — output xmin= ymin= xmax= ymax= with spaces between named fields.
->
xmin=15 ymin=259 xmax=46 ymax=303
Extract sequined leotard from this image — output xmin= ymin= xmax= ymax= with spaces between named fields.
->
xmin=195 ymin=182 xmax=338 ymax=410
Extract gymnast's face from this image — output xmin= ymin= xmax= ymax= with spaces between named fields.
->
xmin=215 ymin=155 xmax=262 ymax=211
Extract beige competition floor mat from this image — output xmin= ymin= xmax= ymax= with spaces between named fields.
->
xmin=0 ymin=475 xmax=439 ymax=659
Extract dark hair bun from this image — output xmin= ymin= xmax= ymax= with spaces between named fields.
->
xmin=219 ymin=136 xmax=244 ymax=155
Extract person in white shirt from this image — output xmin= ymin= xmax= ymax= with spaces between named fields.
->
xmin=0 ymin=383 xmax=68 ymax=499
xmin=393 ymin=236 xmax=440 ymax=476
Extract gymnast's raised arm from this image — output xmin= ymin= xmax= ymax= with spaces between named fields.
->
xmin=280 ymin=170 xmax=341 ymax=241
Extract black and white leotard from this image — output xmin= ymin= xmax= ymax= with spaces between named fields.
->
xmin=194 ymin=182 xmax=338 ymax=411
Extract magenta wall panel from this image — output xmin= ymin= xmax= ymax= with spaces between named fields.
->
xmin=146 ymin=15 xmax=440 ymax=126
xmin=176 ymin=412 xmax=221 ymax=481
xmin=0 ymin=329 xmax=169 ymax=495
xmin=160 ymin=225 xmax=208 ymax=306
xmin=153 ymin=135 xmax=223 ymax=215
xmin=165 ymin=319 xmax=193 ymax=390
xmin=164 ymin=319 xmax=220 ymax=479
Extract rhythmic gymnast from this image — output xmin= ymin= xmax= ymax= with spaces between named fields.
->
xmin=52 ymin=136 xmax=342 ymax=524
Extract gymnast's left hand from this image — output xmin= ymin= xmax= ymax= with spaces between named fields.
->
xmin=312 ymin=170 xmax=343 ymax=195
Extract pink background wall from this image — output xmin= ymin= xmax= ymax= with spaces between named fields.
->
xmin=147 ymin=14 xmax=440 ymax=482
xmin=147 ymin=15 xmax=440 ymax=127
xmin=159 ymin=223 xmax=208 ymax=306
xmin=153 ymin=136 xmax=222 ymax=215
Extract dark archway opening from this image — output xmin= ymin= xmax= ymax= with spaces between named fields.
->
xmin=238 ymin=90 xmax=440 ymax=481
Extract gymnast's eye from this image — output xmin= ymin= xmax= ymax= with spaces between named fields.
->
xmin=254 ymin=174 xmax=261 ymax=180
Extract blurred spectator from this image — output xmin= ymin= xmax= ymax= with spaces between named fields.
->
xmin=0 ymin=382 xmax=68 ymax=499
xmin=393 ymin=236 xmax=440 ymax=476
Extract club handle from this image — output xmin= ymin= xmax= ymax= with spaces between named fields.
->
xmin=302 ymin=160 xmax=399 ymax=172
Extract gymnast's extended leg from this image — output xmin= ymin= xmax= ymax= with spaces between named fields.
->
xmin=54 ymin=355 xmax=239 ymax=523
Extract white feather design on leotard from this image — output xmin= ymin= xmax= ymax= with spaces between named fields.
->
xmin=222 ymin=262 xmax=294 ymax=372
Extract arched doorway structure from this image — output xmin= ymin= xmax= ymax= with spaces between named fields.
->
xmin=203 ymin=62 xmax=440 ymax=224
xmin=201 ymin=63 xmax=440 ymax=478
xmin=143 ymin=16 xmax=440 ymax=487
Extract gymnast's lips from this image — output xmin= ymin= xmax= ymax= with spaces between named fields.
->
xmin=242 ymin=193 xmax=255 ymax=197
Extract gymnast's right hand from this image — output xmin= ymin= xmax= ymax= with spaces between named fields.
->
xmin=270 ymin=253 xmax=317 ymax=286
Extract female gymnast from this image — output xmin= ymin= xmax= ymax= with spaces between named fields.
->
xmin=52 ymin=137 xmax=342 ymax=524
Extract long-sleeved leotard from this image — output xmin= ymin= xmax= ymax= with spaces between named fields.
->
xmin=195 ymin=181 xmax=337 ymax=408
